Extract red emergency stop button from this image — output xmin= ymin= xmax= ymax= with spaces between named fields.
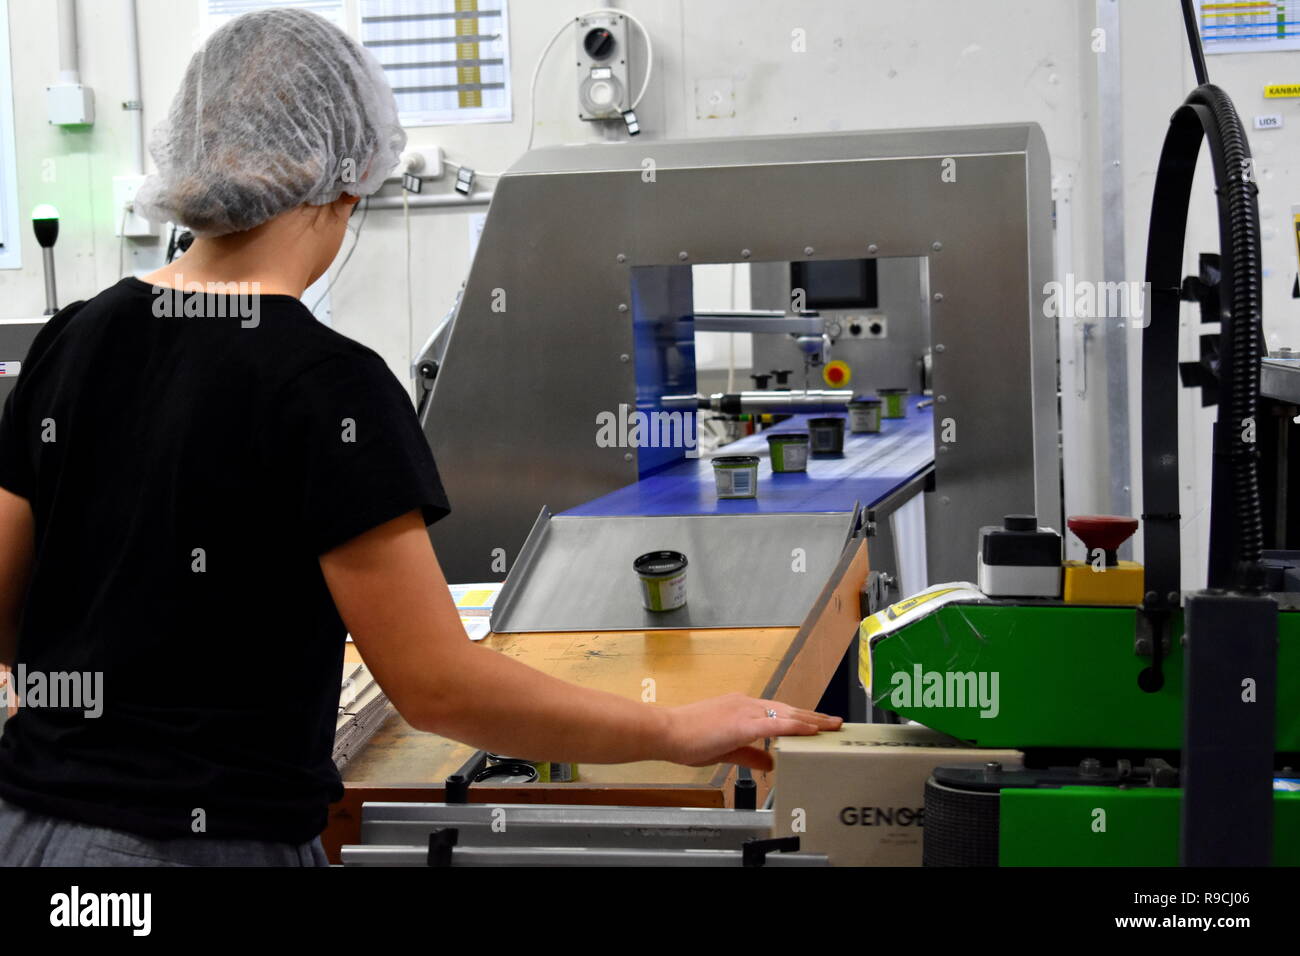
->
xmin=1068 ymin=515 xmax=1138 ymax=566
xmin=823 ymin=360 xmax=851 ymax=388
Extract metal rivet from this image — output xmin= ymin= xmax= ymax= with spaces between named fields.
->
xmin=940 ymin=495 xmax=951 ymax=505
xmin=624 ymin=452 xmax=633 ymax=462
xmin=935 ymin=344 xmax=946 ymax=353
xmin=937 ymin=394 xmax=948 ymax=403
xmin=931 ymin=241 xmax=943 ymax=252
xmin=867 ymin=243 xmax=878 ymax=254
xmin=619 ymin=354 xmax=630 ymax=363
xmin=617 ymin=303 xmax=628 ymax=313
xmin=933 ymin=292 xmax=944 ymax=302
xmin=616 ymin=253 xmax=626 ymax=263
xmin=938 ymin=446 xmax=949 ymax=454
xmin=678 ymin=251 xmax=689 ymax=261
xmin=804 ymin=246 xmax=815 ymax=256
xmin=741 ymin=248 xmax=752 ymax=259
xmin=1167 ymin=591 xmax=1179 ymax=604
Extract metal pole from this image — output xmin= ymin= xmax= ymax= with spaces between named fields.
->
xmin=1097 ymin=0 xmax=1132 ymax=551
xmin=41 ymin=247 xmax=59 ymax=315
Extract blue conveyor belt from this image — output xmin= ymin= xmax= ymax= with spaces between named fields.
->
xmin=564 ymin=395 xmax=935 ymax=517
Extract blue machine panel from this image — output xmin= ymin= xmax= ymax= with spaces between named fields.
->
xmin=629 ymin=265 xmax=697 ymax=479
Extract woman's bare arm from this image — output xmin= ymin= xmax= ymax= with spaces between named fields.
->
xmin=321 ymin=511 xmax=840 ymax=771
xmin=0 ymin=487 xmax=34 ymax=669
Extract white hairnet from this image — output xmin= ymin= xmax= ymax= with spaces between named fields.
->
xmin=135 ymin=8 xmax=405 ymax=237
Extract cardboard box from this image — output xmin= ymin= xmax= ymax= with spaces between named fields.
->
xmin=773 ymin=723 xmax=1022 ymax=866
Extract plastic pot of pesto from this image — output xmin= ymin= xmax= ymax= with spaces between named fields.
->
xmin=634 ymin=550 xmax=689 ymax=612
xmin=877 ymin=388 xmax=908 ymax=419
xmin=485 ymin=754 xmax=578 ymax=782
xmin=847 ymin=397 xmax=883 ymax=434
xmin=474 ymin=760 xmax=539 ymax=784
xmin=808 ymin=417 xmax=846 ymax=456
xmin=766 ymin=432 xmax=810 ymax=473
xmin=711 ymin=455 xmax=759 ymax=499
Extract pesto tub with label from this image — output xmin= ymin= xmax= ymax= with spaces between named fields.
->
xmin=635 ymin=550 xmax=689 ymax=612
xmin=808 ymin=417 xmax=846 ymax=456
xmin=766 ymin=432 xmax=810 ymax=473
xmin=877 ymin=388 xmax=908 ymax=419
xmin=712 ymin=455 xmax=759 ymax=499
xmin=847 ymin=396 xmax=882 ymax=434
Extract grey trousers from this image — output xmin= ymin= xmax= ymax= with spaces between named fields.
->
xmin=0 ymin=797 xmax=329 ymax=866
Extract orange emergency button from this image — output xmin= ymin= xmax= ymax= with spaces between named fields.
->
xmin=823 ymin=360 xmax=851 ymax=387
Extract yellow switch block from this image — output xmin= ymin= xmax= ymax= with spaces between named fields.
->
xmin=1062 ymin=560 xmax=1145 ymax=606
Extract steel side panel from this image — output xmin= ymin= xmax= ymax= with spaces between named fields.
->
xmin=490 ymin=512 xmax=857 ymax=633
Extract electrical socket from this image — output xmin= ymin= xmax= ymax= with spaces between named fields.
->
xmin=425 ymin=146 xmax=445 ymax=179
xmin=401 ymin=147 xmax=445 ymax=180
xmin=112 ymin=175 xmax=158 ymax=238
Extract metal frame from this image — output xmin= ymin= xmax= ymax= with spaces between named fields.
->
xmin=1096 ymin=0 xmax=1133 ymax=544
xmin=1181 ymin=592 xmax=1278 ymax=866
xmin=340 ymin=802 xmax=830 ymax=867
xmin=343 ymin=843 xmax=828 ymax=867
xmin=419 ymin=125 xmax=1060 ymax=585
xmin=357 ymin=802 xmax=772 ymax=849
xmin=488 ymin=508 xmax=861 ymax=633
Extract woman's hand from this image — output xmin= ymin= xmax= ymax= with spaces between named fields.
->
xmin=662 ymin=693 xmax=842 ymax=771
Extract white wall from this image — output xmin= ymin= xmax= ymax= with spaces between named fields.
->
xmin=2 ymin=0 xmax=1297 ymax=588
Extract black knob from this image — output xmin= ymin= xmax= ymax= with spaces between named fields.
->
xmin=771 ymin=369 xmax=793 ymax=386
xmin=584 ymin=27 xmax=616 ymax=60
xmin=868 ymin=321 xmax=883 ymax=336
xmin=848 ymin=323 xmax=862 ymax=336
xmin=750 ymin=373 xmax=771 ymax=390
xmin=1004 ymin=514 xmax=1038 ymax=532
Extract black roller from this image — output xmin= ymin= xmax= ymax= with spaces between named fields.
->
xmin=922 ymin=776 xmax=1000 ymax=867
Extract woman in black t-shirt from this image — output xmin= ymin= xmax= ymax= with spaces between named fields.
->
xmin=0 ymin=8 xmax=838 ymax=867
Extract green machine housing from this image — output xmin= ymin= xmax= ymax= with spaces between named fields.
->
xmin=863 ymin=600 xmax=1300 ymax=866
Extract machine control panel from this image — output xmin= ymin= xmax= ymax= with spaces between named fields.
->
xmin=826 ymin=313 xmax=888 ymax=340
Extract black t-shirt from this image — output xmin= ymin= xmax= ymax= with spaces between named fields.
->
xmin=0 ymin=277 xmax=449 ymax=844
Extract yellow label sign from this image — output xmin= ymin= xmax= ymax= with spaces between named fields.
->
xmin=1265 ymin=84 xmax=1300 ymax=99
xmin=857 ymin=584 xmax=983 ymax=691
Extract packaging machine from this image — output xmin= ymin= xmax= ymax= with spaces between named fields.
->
xmin=414 ymin=123 xmax=1060 ymax=592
